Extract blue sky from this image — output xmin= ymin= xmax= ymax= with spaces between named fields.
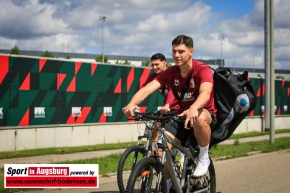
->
xmin=0 ymin=0 xmax=289 ymax=70
xmin=206 ymin=0 xmax=255 ymax=19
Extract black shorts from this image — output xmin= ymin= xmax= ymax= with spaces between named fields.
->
xmin=164 ymin=110 xmax=217 ymax=145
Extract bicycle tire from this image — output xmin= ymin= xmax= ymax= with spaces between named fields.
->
xmin=208 ymin=157 xmax=216 ymax=193
xmin=126 ymin=157 xmax=167 ymax=193
xmin=117 ymin=145 xmax=146 ymax=193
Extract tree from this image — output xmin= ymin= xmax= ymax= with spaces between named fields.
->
xmin=122 ymin=59 xmax=131 ymax=65
xmin=166 ymin=61 xmax=172 ymax=67
xmin=41 ymin=51 xmax=55 ymax=58
xmin=142 ymin=59 xmax=151 ymax=67
xmin=276 ymin=75 xmax=284 ymax=80
xmin=10 ymin=46 xmax=20 ymax=55
xmin=66 ymin=54 xmax=71 ymax=59
xmin=95 ymin=54 xmax=109 ymax=63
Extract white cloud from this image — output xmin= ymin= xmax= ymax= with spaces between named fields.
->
xmin=0 ymin=0 xmax=289 ymax=70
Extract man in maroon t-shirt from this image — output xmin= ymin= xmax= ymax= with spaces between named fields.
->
xmin=143 ymin=53 xmax=178 ymax=113
xmin=123 ymin=35 xmax=217 ymax=183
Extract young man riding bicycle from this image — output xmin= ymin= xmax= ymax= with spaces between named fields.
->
xmin=123 ymin=35 xmax=217 ymax=191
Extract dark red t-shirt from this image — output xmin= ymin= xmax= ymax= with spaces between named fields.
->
xmin=155 ymin=59 xmax=216 ymax=115
xmin=142 ymin=72 xmax=179 ymax=110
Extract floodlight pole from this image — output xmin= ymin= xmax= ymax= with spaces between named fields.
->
xmin=219 ymin=35 xmax=224 ymax=66
xmin=99 ymin=16 xmax=107 ymax=63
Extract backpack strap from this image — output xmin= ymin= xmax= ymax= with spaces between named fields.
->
xmin=172 ymin=74 xmax=192 ymax=108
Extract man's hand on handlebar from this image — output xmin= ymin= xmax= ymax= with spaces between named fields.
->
xmin=159 ymin=104 xmax=170 ymax=115
xmin=122 ymin=104 xmax=139 ymax=117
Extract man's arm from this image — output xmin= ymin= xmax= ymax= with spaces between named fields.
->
xmin=123 ymin=80 xmax=161 ymax=117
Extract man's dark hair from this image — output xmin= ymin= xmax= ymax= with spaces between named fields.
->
xmin=151 ymin=53 xmax=166 ymax=61
xmin=172 ymin=35 xmax=194 ymax=48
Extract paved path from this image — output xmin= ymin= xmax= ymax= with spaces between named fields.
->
xmin=1 ymin=133 xmax=290 ymax=168
xmin=14 ymin=149 xmax=290 ymax=193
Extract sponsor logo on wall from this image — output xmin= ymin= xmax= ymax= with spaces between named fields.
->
xmin=0 ymin=107 xmax=3 ymax=119
xmin=72 ymin=107 xmax=82 ymax=117
xmin=34 ymin=107 xmax=45 ymax=118
xmin=104 ymin=107 xmax=112 ymax=116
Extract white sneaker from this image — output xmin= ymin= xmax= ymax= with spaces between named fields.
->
xmin=193 ymin=158 xmax=210 ymax=177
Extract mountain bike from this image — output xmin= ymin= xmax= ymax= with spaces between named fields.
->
xmin=126 ymin=111 xmax=216 ymax=193
xmin=117 ymin=111 xmax=178 ymax=193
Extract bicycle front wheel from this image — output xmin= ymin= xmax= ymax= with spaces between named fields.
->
xmin=126 ymin=157 xmax=167 ymax=193
xmin=117 ymin=145 xmax=146 ymax=193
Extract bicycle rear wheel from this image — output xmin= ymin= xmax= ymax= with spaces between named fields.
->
xmin=117 ymin=145 xmax=146 ymax=193
xmin=126 ymin=157 xmax=167 ymax=193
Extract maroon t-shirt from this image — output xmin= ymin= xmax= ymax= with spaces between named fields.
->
xmin=142 ymin=72 xmax=179 ymax=110
xmin=155 ymin=59 xmax=216 ymax=115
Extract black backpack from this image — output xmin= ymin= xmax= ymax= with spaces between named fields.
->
xmin=210 ymin=67 xmax=257 ymax=145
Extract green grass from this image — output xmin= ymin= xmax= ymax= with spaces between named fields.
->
xmin=229 ymin=129 xmax=290 ymax=139
xmin=0 ymin=142 xmax=137 ymax=160
xmin=210 ymin=137 xmax=290 ymax=159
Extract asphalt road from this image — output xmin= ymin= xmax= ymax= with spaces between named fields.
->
xmin=16 ymin=149 xmax=290 ymax=193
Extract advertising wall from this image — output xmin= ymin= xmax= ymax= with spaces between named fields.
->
xmin=0 ymin=54 xmax=289 ymax=127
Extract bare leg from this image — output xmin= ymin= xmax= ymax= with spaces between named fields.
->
xmin=192 ymin=108 xmax=212 ymax=177
xmin=192 ymin=109 xmax=212 ymax=146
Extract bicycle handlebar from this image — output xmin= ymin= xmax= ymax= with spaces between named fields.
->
xmin=130 ymin=110 xmax=185 ymax=123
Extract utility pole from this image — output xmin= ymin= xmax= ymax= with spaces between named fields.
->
xmin=99 ymin=16 xmax=107 ymax=63
xmin=264 ymin=0 xmax=275 ymax=144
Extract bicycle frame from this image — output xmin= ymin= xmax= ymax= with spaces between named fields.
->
xmin=126 ymin=111 xmax=214 ymax=193
xmin=156 ymin=127 xmax=210 ymax=193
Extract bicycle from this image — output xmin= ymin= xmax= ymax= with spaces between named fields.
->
xmin=126 ymin=111 xmax=216 ymax=193
xmin=117 ymin=111 xmax=177 ymax=193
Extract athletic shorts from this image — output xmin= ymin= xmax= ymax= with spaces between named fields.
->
xmin=164 ymin=110 xmax=217 ymax=145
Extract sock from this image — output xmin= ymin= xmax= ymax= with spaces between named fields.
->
xmin=198 ymin=144 xmax=209 ymax=159
xmin=166 ymin=179 xmax=172 ymax=193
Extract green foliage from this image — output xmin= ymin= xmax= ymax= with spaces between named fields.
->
xmin=122 ymin=59 xmax=131 ymax=65
xmin=10 ymin=46 xmax=20 ymax=55
xmin=95 ymin=54 xmax=109 ymax=63
xmin=66 ymin=54 xmax=71 ymax=59
xmin=276 ymin=75 xmax=284 ymax=80
xmin=143 ymin=59 xmax=151 ymax=67
xmin=167 ymin=61 xmax=172 ymax=67
xmin=41 ymin=50 xmax=55 ymax=58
